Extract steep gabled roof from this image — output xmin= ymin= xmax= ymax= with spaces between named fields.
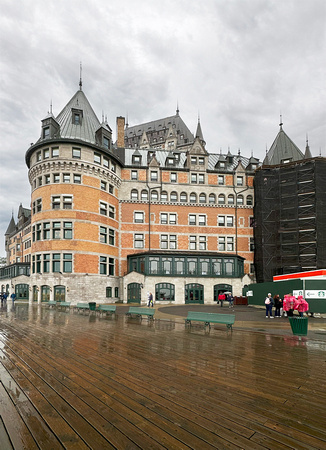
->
xmin=264 ymin=124 xmax=304 ymax=165
xmin=55 ymin=89 xmax=101 ymax=145
xmin=5 ymin=215 xmax=16 ymax=235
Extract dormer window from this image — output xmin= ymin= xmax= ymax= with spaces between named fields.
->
xmin=220 ymin=162 xmax=225 ymax=168
xmin=198 ymin=157 xmax=205 ymax=165
xmin=132 ymin=155 xmax=142 ymax=165
xmin=281 ymin=158 xmax=292 ymax=164
xmin=103 ymin=136 xmax=109 ymax=149
xmin=191 ymin=157 xmax=197 ymax=165
xmin=43 ymin=127 xmax=50 ymax=139
xmin=72 ymin=108 xmax=83 ymax=125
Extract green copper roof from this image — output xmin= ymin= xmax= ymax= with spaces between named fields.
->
xmin=264 ymin=125 xmax=304 ymax=165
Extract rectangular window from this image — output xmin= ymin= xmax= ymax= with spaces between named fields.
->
xmin=237 ymin=176 xmax=243 ymax=186
xmin=198 ymin=174 xmax=205 ymax=184
xmin=134 ymin=212 xmax=144 ymax=223
xmin=101 ymin=180 xmax=107 ymax=191
xmin=199 ymin=236 xmax=206 ymax=250
xmin=218 ymin=216 xmax=225 ymax=227
xmin=72 ymin=148 xmax=81 ymax=159
xmin=100 ymin=202 xmax=107 ymax=215
xmin=226 ymin=216 xmax=234 ymax=227
xmin=161 ymin=235 xmax=168 ymax=249
xmin=109 ymin=229 xmax=115 ymax=245
xmin=103 ymin=136 xmax=109 ymax=149
xmin=191 ymin=173 xmax=197 ymax=184
xmin=103 ymin=156 xmax=109 ymax=168
xmin=109 ymin=184 xmax=114 ymax=194
xmin=100 ymin=256 xmax=107 ymax=274
xmin=218 ymin=236 xmax=226 ymax=251
xmin=160 ymin=213 xmax=168 ymax=224
xmin=43 ymin=222 xmax=50 ymax=239
xmin=43 ymin=254 xmax=50 ymax=273
xmin=36 ymin=223 xmax=41 ymax=241
xmin=94 ymin=152 xmax=101 ymax=164
xmin=108 ymin=258 xmax=114 ymax=275
xmin=109 ymin=205 xmax=115 ymax=219
xmin=227 ymin=237 xmax=234 ymax=251
xmin=150 ymin=171 xmax=158 ymax=182
xmin=218 ymin=175 xmax=224 ymax=185
xmin=191 ymin=157 xmax=197 ymax=165
xmin=43 ymin=127 xmax=49 ymax=139
xmin=198 ymin=157 xmax=205 ymax=165
xmin=53 ymin=222 xmax=60 ymax=239
xmin=52 ymin=147 xmax=59 ymax=157
xmin=189 ymin=214 xmax=196 ymax=226
xmin=131 ymin=170 xmax=138 ymax=180
xmin=63 ymin=222 xmax=72 ymax=239
xmin=73 ymin=174 xmax=81 ymax=184
xmin=134 ymin=234 xmax=144 ymax=248
xmin=170 ymin=234 xmax=177 ymax=249
xmin=63 ymin=196 xmax=72 ymax=209
xmin=53 ymin=173 xmax=60 ymax=183
xmin=198 ymin=215 xmax=206 ymax=226
xmin=45 ymin=174 xmax=50 ymax=184
xmin=43 ymin=148 xmax=49 ymax=159
xmin=63 ymin=253 xmax=72 ymax=272
xmin=52 ymin=253 xmax=60 ymax=272
xmin=106 ymin=287 xmax=112 ymax=297
xmin=38 ymin=176 xmax=42 ymax=186
xmin=250 ymin=217 xmax=254 ymax=227
xmin=170 ymin=172 xmax=177 ymax=183
xmin=169 ymin=213 xmax=177 ymax=225
xmin=111 ymin=163 xmax=116 ymax=173
xmin=37 ymin=151 xmax=41 ymax=162
xmin=115 ymin=287 xmax=119 ymax=298
xmin=100 ymin=226 xmax=107 ymax=243
xmin=63 ymin=173 xmax=70 ymax=183
xmin=250 ymin=237 xmax=255 ymax=251
xmin=189 ymin=235 xmax=196 ymax=250
xmin=36 ymin=254 xmax=41 ymax=273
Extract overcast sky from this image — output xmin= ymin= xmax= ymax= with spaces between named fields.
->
xmin=0 ymin=0 xmax=325 ymax=257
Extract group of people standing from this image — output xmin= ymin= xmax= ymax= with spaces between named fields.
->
xmin=217 ymin=292 xmax=234 ymax=308
xmin=265 ymin=293 xmax=309 ymax=318
xmin=0 ymin=291 xmax=16 ymax=307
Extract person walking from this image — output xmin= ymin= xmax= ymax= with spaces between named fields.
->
xmin=148 ymin=292 xmax=154 ymax=307
xmin=218 ymin=292 xmax=226 ymax=308
xmin=10 ymin=291 xmax=16 ymax=306
xmin=227 ymin=293 xmax=234 ymax=308
xmin=265 ymin=293 xmax=274 ymax=318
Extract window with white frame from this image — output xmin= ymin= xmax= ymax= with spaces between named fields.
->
xmin=218 ymin=194 xmax=225 ymax=204
xmin=180 ymin=192 xmax=187 ymax=202
xmin=72 ymin=147 xmax=81 ymax=159
xmin=170 ymin=191 xmax=178 ymax=202
xmin=227 ymin=237 xmax=234 ymax=251
xmin=190 ymin=193 xmax=197 ymax=203
xmin=161 ymin=191 xmax=168 ymax=201
xmin=170 ymin=172 xmax=177 ymax=183
xmin=103 ymin=156 xmax=109 ymax=168
xmin=160 ymin=213 xmax=176 ymax=224
xmin=150 ymin=171 xmax=158 ymax=182
xmin=131 ymin=170 xmax=138 ymax=180
xmin=198 ymin=174 xmax=205 ymax=184
xmin=131 ymin=189 xmax=138 ymax=200
xmin=151 ymin=190 xmax=158 ymax=201
xmin=199 ymin=193 xmax=206 ymax=203
xmin=134 ymin=212 xmax=144 ymax=223
xmin=101 ymin=180 xmax=107 ymax=191
xmin=218 ymin=216 xmax=225 ymax=227
xmin=100 ymin=201 xmax=107 ymax=215
xmin=141 ymin=190 xmax=148 ymax=200
xmin=246 ymin=195 xmax=253 ymax=206
xmin=191 ymin=173 xmax=197 ymax=183
xmin=73 ymin=174 xmax=81 ymax=184
xmin=109 ymin=205 xmax=115 ymax=219
xmin=218 ymin=175 xmax=224 ymax=185
xmin=160 ymin=234 xmax=177 ymax=249
xmin=236 ymin=175 xmax=244 ymax=186
xmin=134 ymin=234 xmax=144 ymax=248
xmin=228 ymin=194 xmax=234 ymax=205
xmin=189 ymin=235 xmax=197 ymax=250
xmin=100 ymin=226 xmax=107 ymax=243
xmin=94 ymin=152 xmax=101 ymax=164
xmin=209 ymin=193 xmax=216 ymax=204
xmin=218 ymin=236 xmax=226 ymax=251
xmin=63 ymin=173 xmax=70 ymax=183
xmin=199 ymin=236 xmax=207 ymax=250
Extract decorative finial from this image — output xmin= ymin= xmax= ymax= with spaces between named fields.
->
xmin=238 ymin=148 xmax=241 ymax=156
xmin=50 ymin=100 xmax=52 ymax=114
xmin=176 ymin=101 xmax=179 ymax=116
xmin=279 ymin=113 xmax=283 ymax=129
xmin=306 ymin=133 xmax=309 ymax=146
xmin=126 ymin=113 xmax=129 ymax=128
xmin=79 ymin=62 xmax=83 ymax=90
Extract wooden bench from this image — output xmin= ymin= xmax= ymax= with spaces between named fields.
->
xmin=74 ymin=303 xmax=90 ymax=313
xmin=57 ymin=301 xmax=71 ymax=311
xmin=185 ymin=311 xmax=235 ymax=330
xmin=46 ymin=301 xmax=57 ymax=308
xmin=125 ymin=306 xmax=155 ymax=320
xmin=97 ymin=305 xmax=116 ymax=316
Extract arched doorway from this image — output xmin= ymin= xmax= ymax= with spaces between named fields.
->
xmin=127 ymin=283 xmax=141 ymax=304
xmin=15 ymin=284 xmax=29 ymax=300
xmin=214 ymin=284 xmax=232 ymax=302
xmin=41 ymin=285 xmax=51 ymax=302
xmin=54 ymin=285 xmax=66 ymax=302
xmin=185 ymin=283 xmax=204 ymax=304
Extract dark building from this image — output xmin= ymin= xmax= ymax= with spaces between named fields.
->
xmin=254 ymin=122 xmax=326 ymax=282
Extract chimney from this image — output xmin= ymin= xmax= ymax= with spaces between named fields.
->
xmin=116 ymin=116 xmax=125 ymax=148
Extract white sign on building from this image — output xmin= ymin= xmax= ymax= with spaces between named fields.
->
xmin=293 ymin=290 xmax=326 ymax=299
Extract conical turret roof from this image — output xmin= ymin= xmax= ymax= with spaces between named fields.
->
xmin=264 ymin=124 xmax=304 ymax=165
xmin=5 ymin=215 xmax=16 ymax=236
xmin=55 ymin=89 xmax=101 ymax=145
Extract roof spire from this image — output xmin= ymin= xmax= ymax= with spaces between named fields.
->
xmin=279 ymin=113 xmax=283 ymax=130
xmin=50 ymin=100 xmax=53 ymax=114
xmin=176 ymin=101 xmax=179 ymax=116
xmin=79 ymin=61 xmax=83 ymax=91
xmin=304 ymin=133 xmax=312 ymax=159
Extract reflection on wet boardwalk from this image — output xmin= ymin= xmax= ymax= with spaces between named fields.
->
xmin=0 ymin=304 xmax=326 ymax=449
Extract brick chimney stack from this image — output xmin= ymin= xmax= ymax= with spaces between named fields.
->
xmin=116 ymin=116 xmax=125 ymax=148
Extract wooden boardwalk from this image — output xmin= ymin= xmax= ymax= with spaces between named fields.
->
xmin=0 ymin=304 xmax=325 ymax=449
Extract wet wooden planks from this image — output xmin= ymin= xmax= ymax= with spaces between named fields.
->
xmin=0 ymin=306 xmax=325 ymax=449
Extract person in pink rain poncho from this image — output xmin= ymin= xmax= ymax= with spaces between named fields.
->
xmin=297 ymin=295 xmax=309 ymax=317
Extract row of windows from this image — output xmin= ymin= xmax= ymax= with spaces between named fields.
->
xmin=134 ymin=212 xmax=252 ymax=228
xmin=130 ymin=170 xmax=245 ymax=186
xmin=32 ymin=222 xmax=116 ymax=245
xmin=130 ymin=190 xmax=253 ymax=205
xmin=32 ymin=253 xmax=115 ymax=275
xmin=134 ymin=234 xmax=238 ymax=251
xmin=36 ymin=147 xmax=116 ymax=172
xmin=32 ymin=197 xmax=116 ymax=218
xmin=33 ymin=173 xmax=114 ymax=192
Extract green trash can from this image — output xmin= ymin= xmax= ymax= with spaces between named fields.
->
xmin=288 ymin=317 xmax=308 ymax=336
xmin=88 ymin=302 xmax=96 ymax=311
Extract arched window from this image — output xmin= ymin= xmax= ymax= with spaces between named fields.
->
xmin=131 ymin=189 xmax=138 ymax=200
xmin=218 ymin=194 xmax=225 ymax=205
xmin=180 ymin=192 xmax=187 ymax=203
xmin=170 ymin=191 xmax=178 ymax=202
xmin=141 ymin=190 xmax=148 ymax=201
xmin=228 ymin=194 xmax=234 ymax=205
xmin=190 ymin=192 xmax=197 ymax=203
xmin=246 ymin=195 xmax=253 ymax=206
xmin=151 ymin=190 xmax=158 ymax=201
xmin=155 ymin=283 xmax=175 ymax=302
xmin=237 ymin=194 xmax=244 ymax=205
xmin=199 ymin=193 xmax=206 ymax=203
xmin=161 ymin=191 xmax=168 ymax=202
xmin=209 ymin=193 xmax=216 ymax=204
xmin=41 ymin=285 xmax=51 ymax=302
